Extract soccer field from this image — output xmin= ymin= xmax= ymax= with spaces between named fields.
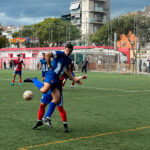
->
xmin=1 ymin=70 xmax=150 ymax=150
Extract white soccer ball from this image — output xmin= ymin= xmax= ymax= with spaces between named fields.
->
xmin=23 ymin=90 xmax=33 ymax=101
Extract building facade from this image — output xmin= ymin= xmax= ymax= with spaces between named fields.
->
xmin=70 ymin=0 xmax=110 ymax=37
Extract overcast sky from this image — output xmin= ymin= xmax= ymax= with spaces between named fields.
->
xmin=0 ymin=0 xmax=150 ymax=26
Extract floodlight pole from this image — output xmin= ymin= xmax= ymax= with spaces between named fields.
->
xmin=114 ymin=32 xmax=120 ymax=73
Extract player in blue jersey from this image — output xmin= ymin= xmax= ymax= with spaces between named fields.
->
xmin=38 ymin=53 xmax=49 ymax=81
xmin=24 ymin=44 xmax=82 ymax=129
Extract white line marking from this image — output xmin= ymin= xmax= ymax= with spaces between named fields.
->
xmin=67 ymin=85 xmax=150 ymax=93
xmin=0 ymin=78 xmax=19 ymax=81
xmin=0 ymin=77 xmax=150 ymax=93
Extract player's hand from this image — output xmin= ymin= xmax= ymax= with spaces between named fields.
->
xmin=81 ymin=75 xmax=87 ymax=79
xmin=76 ymin=80 xmax=82 ymax=85
xmin=75 ymin=77 xmax=82 ymax=84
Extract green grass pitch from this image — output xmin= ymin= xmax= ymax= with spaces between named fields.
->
xmin=0 ymin=70 xmax=150 ymax=150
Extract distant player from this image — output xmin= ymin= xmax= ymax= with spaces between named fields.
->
xmin=38 ymin=53 xmax=48 ymax=81
xmin=11 ymin=54 xmax=25 ymax=86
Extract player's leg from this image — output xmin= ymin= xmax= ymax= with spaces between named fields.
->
xmin=71 ymin=81 xmax=75 ymax=88
xmin=18 ymin=71 xmax=22 ymax=86
xmin=83 ymin=67 xmax=86 ymax=74
xmin=11 ymin=72 xmax=17 ymax=86
xmin=42 ymin=71 xmax=45 ymax=82
xmin=57 ymin=106 xmax=68 ymax=132
xmin=32 ymin=103 xmax=47 ymax=129
xmin=24 ymin=77 xmax=50 ymax=93
xmin=32 ymin=93 xmax=52 ymax=129
xmin=43 ymin=88 xmax=60 ymax=126
xmin=85 ymin=67 xmax=87 ymax=73
xmin=62 ymin=78 xmax=67 ymax=87
xmin=82 ymin=67 xmax=84 ymax=73
xmin=40 ymin=82 xmax=51 ymax=93
xmin=44 ymin=88 xmax=60 ymax=118
xmin=56 ymin=89 xmax=68 ymax=132
xmin=24 ymin=70 xmax=55 ymax=93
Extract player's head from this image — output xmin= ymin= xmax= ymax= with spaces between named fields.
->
xmin=42 ymin=53 xmax=45 ymax=59
xmin=64 ymin=43 xmax=73 ymax=56
xmin=17 ymin=54 xmax=20 ymax=59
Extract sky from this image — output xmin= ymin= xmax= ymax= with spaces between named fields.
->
xmin=0 ymin=0 xmax=150 ymax=26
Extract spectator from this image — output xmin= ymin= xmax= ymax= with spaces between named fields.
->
xmin=9 ymin=59 xmax=13 ymax=70
xmin=143 ymin=63 xmax=147 ymax=72
xmin=147 ymin=60 xmax=150 ymax=73
xmin=3 ymin=60 xmax=6 ymax=69
xmin=139 ymin=59 xmax=142 ymax=72
xmin=82 ymin=58 xmax=89 ymax=74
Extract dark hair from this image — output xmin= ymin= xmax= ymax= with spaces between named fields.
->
xmin=17 ymin=54 xmax=20 ymax=57
xmin=65 ymin=43 xmax=73 ymax=50
xmin=42 ymin=53 xmax=45 ymax=55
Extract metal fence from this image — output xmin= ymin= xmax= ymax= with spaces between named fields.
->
xmin=0 ymin=51 xmax=144 ymax=74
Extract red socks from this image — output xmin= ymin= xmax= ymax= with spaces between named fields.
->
xmin=38 ymin=104 xmax=67 ymax=122
xmin=72 ymin=81 xmax=75 ymax=86
xmin=38 ymin=104 xmax=46 ymax=121
xmin=57 ymin=106 xmax=67 ymax=122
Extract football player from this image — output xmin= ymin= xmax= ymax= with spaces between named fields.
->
xmin=11 ymin=54 xmax=25 ymax=86
xmin=38 ymin=53 xmax=49 ymax=81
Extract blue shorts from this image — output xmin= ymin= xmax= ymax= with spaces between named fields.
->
xmin=41 ymin=88 xmax=63 ymax=106
xmin=44 ymin=70 xmax=60 ymax=88
xmin=14 ymin=71 xmax=22 ymax=76
xmin=42 ymin=71 xmax=47 ymax=78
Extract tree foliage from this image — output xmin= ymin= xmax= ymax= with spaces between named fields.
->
xmin=90 ymin=14 xmax=150 ymax=46
xmin=12 ymin=18 xmax=81 ymax=47
xmin=0 ymin=35 xmax=9 ymax=48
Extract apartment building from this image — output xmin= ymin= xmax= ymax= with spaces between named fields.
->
xmin=70 ymin=0 xmax=110 ymax=37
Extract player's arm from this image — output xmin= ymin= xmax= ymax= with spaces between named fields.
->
xmin=45 ymin=52 xmax=52 ymax=68
xmin=23 ymin=61 xmax=26 ymax=70
xmin=65 ymin=69 xmax=82 ymax=84
xmin=38 ymin=62 xmax=41 ymax=71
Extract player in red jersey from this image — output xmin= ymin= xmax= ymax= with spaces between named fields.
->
xmin=11 ymin=54 xmax=25 ymax=86
xmin=62 ymin=61 xmax=87 ymax=88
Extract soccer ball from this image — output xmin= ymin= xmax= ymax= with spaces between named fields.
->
xmin=23 ymin=90 xmax=33 ymax=101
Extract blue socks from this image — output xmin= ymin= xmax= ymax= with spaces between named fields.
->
xmin=44 ymin=102 xmax=56 ymax=118
xmin=33 ymin=78 xmax=44 ymax=90
xmin=33 ymin=78 xmax=56 ymax=118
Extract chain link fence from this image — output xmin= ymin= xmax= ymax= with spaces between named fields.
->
xmin=0 ymin=48 xmax=143 ymax=74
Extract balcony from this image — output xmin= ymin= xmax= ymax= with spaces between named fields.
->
xmin=89 ymin=6 xmax=106 ymax=13
xmin=71 ymin=19 xmax=81 ymax=25
xmin=89 ymin=18 xmax=105 ymax=23
xmin=71 ymin=9 xmax=81 ymax=14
